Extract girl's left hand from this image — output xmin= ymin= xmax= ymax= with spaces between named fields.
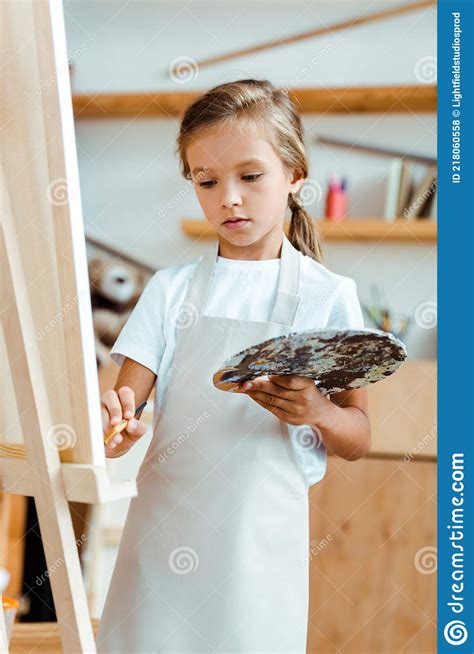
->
xmin=236 ymin=375 xmax=330 ymax=426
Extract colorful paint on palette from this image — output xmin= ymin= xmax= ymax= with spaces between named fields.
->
xmin=213 ymin=328 xmax=407 ymax=394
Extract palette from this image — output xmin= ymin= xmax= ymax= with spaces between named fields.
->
xmin=213 ymin=328 xmax=407 ymax=395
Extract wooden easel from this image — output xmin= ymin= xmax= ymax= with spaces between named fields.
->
xmin=0 ymin=2 xmax=136 ymax=651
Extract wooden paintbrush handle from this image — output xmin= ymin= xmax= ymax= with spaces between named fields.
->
xmin=103 ymin=419 xmax=128 ymax=445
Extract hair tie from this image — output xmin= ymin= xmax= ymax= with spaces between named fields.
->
xmin=289 ymin=193 xmax=302 ymax=212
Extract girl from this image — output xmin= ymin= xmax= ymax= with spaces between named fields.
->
xmin=96 ymin=79 xmax=371 ymax=654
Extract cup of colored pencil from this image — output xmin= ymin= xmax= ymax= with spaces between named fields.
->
xmin=2 ymin=596 xmax=19 ymax=644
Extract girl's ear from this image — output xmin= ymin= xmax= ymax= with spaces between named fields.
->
xmin=288 ymin=169 xmax=306 ymax=195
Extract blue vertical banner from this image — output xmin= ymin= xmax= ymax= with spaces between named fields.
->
xmin=438 ymin=0 xmax=473 ymax=652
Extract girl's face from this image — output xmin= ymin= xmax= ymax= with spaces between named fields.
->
xmin=186 ymin=122 xmax=304 ymax=250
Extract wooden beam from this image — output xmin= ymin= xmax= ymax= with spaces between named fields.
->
xmin=290 ymin=85 xmax=436 ymax=114
xmin=73 ymin=85 xmax=436 ymax=118
xmin=181 ymin=218 xmax=437 ymax=242
xmin=1 ymin=456 xmax=137 ymax=504
xmin=172 ymin=2 xmax=435 ymax=72
xmin=73 ymin=90 xmax=197 ymax=118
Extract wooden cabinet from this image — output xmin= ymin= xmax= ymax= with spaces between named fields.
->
xmin=308 ymin=456 xmax=436 ymax=653
xmin=307 ymin=359 xmax=436 ymax=652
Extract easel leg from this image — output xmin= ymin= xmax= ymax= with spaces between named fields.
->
xmin=0 ymin=600 xmax=8 ymax=654
xmin=1 ymin=204 xmax=96 ymax=651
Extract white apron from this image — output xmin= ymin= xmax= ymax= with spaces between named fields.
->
xmin=96 ymin=234 xmax=311 ymax=654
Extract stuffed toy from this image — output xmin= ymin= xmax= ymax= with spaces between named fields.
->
xmin=88 ymin=256 xmax=148 ymax=354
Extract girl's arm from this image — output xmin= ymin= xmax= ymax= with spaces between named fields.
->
xmin=312 ymin=387 xmax=371 ymax=461
xmin=114 ymin=356 xmax=157 ymax=407
xmin=102 ymin=357 xmax=157 ymax=458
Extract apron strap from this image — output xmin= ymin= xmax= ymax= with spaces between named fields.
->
xmin=185 ymin=233 xmax=301 ymax=327
xmin=185 ymin=239 xmax=219 ymax=316
xmin=269 ymin=235 xmax=301 ymax=326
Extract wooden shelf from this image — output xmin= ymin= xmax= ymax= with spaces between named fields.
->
xmin=181 ymin=218 xmax=437 ymax=242
xmin=72 ymin=85 xmax=436 ymax=118
xmin=10 ymin=620 xmax=100 ymax=654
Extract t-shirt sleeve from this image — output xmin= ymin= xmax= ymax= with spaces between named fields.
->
xmin=327 ymin=278 xmax=365 ymax=329
xmin=109 ymin=272 xmax=166 ymax=375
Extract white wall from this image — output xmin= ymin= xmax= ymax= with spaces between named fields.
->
xmin=65 ymin=0 xmax=437 ymax=359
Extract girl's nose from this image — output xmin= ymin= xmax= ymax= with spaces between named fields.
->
xmin=221 ymin=184 xmax=242 ymax=208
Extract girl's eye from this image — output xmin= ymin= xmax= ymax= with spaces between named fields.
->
xmin=198 ymin=174 xmax=263 ymax=188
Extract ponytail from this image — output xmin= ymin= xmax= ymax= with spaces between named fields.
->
xmin=288 ymin=193 xmax=323 ymax=263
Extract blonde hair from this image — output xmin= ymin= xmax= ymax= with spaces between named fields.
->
xmin=175 ymin=79 xmax=323 ymax=263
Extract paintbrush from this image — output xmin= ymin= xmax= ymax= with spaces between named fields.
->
xmin=103 ymin=400 xmax=147 ymax=446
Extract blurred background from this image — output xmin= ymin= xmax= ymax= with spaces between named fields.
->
xmin=2 ymin=2 xmax=437 ymax=652
xmin=68 ymin=0 xmax=437 ymax=359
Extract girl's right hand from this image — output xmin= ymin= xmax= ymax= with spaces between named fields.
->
xmin=101 ymin=386 xmax=148 ymax=458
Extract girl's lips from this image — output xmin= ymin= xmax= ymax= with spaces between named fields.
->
xmin=223 ymin=218 xmax=251 ymax=230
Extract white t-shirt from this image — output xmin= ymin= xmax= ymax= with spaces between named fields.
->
xmin=110 ymin=250 xmax=365 ymax=486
